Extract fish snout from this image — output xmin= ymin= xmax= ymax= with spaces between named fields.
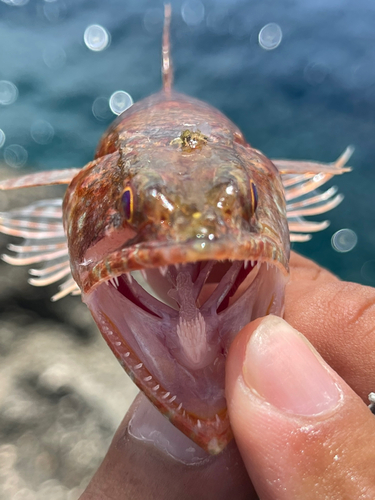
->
xmin=171 ymin=206 xmax=242 ymax=242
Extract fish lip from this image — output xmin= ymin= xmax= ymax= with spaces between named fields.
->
xmin=79 ymin=233 xmax=289 ymax=294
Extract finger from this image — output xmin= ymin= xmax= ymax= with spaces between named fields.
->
xmin=80 ymin=392 xmax=256 ymax=500
xmin=226 ymin=315 xmax=375 ymax=500
xmin=286 ymin=253 xmax=375 ymax=402
xmin=289 ymin=251 xmax=338 ymax=283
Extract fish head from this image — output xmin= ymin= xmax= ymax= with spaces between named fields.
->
xmin=62 ymin=98 xmax=289 ymax=455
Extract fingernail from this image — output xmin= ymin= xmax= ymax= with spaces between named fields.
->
xmin=243 ymin=316 xmax=341 ymax=415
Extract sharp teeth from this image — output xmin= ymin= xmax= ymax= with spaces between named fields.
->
xmin=110 ymin=277 xmax=118 ymax=288
xmin=177 ymin=402 xmax=183 ymax=411
xmin=140 ymin=269 xmax=147 ymax=280
xmin=266 ymin=262 xmax=269 ymax=271
xmin=251 ymin=260 xmax=255 ymax=267
xmin=125 ymin=273 xmax=132 ymax=283
xmin=244 ymin=260 xmax=249 ymax=269
xmin=162 ymin=391 xmax=171 ymax=399
xmin=159 ymin=265 xmax=168 ymax=276
xmin=105 ymin=280 xmax=109 ymax=286
xmin=174 ymin=264 xmax=180 ymax=271
xmin=114 ymin=276 xmax=119 ymax=287
xmin=197 ymin=419 xmax=202 ymax=429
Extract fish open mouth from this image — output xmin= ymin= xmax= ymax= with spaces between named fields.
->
xmin=84 ymin=248 xmax=287 ymax=454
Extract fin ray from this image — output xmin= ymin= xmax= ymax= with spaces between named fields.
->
xmin=288 ymin=220 xmax=330 ymax=233
xmin=286 ymin=186 xmax=338 ymax=210
xmin=0 ymin=198 xmax=79 ymax=300
xmin=273 ymin=145 xmax=354 ymax=175
xmin=28 ymin=265 xmax=71 ymax=287
xmin=280 ymin=148 xmax=352 ymax=243
xmin=290 ymin=233 xmax=312 ymax=242
xmin=162 ymin=4 xmax=173 ymax=92
xmin=0 ymin=169 xmax=80 ymax=190
xmin=287 ymin=194 xmax=344 ymax=217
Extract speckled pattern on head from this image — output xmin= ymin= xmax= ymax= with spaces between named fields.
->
xmin=63 ymin=91 xmax=289 ymax=294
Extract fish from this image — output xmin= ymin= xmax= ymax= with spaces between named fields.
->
xmin=0 ymin=5 xmax=352 ymax=454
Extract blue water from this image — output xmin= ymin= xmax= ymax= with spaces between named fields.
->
xmin=0 ymin=0 xmax=374 ymax=285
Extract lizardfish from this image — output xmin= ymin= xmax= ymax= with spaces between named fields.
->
xmin=0 ymin=5 xmax=352 ymax=454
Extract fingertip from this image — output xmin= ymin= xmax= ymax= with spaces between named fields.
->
xmin=226 ymin=315 xmax=375 ymax=499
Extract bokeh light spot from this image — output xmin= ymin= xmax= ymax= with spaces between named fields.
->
xmin=43 ymin=1 xmax=65 ymax=23
xmin=30 ymin=120 xmax=54 ymax=145
xmin=331 ymin=228 xmax=358 ymax=253
xmin=0 ymin=81 xmax=18 ymax=106
xmin=43 ymin=46 xmax=66 ymax=70
xmin=84 ymin=25 xmax=110 ymax=52
xmin=304 ymin=62 xmax=329 ymax=85
xmin=4 ymin=144 xmax=28 ymax=168
xmin=143 ymin=8 xmax=164 ymax=34
xmin=258 ymin=23 xmax=282 ymax=50
xmin=92 ymin=96 xmax=112 ymax=121
xmin=181 ymin=0 xmax=205 ymax=27
xmin=0 ymin=129 xmax=5 ymax=148
xmin=109 ymin=91 xmax=133 ymax=116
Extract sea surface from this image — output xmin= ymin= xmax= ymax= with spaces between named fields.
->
xmin=0 ymin=0 xmax=374 ymax=284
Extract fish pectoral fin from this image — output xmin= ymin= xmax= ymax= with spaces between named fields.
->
xmin=272 ymin=145 xmax=354 ymax=176
xmin=0 ymin=168 xmax=81 ymax=190
xmin=279 ymin=147 xmax=354 ymax=244
xmin=0 ymin=198 xmax=80 ymax=301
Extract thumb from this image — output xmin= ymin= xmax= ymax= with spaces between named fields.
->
xmin=226 ymin=315 xmax=375 ymax=500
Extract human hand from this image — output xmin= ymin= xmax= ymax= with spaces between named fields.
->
xmin=80 ymin=252 xmax=375 ymax=499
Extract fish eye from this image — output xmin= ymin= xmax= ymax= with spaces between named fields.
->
xmin=250 ymin=180 xmax=258 ymax=215
xmin=121 ymin=185 xmax=134 ymax=222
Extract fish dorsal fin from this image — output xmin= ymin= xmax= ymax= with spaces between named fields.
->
xmin=162 ymin=3 xmax=173 ymax=92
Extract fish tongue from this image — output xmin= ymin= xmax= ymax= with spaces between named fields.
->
xmin=139 ymin=263 xmax=201 ymax=309
xmin=164 ymin=267 xmax=213 ymax=370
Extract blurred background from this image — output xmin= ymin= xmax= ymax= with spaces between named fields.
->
xmin=0 ymin=0 xmax=374 ymax=498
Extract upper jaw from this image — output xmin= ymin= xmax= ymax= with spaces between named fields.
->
xmin=78 ymin=233 xmax=289 ymax=295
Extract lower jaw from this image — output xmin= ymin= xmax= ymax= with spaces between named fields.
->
xmin=83 ymin=260 xmax=287 ymax=454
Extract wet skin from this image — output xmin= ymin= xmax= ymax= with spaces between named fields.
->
xmin=80 ymin=252 xmax=375 ymax=500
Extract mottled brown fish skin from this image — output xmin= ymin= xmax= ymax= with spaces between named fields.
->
xmin=63 ymin=90 xmax=289 ymax=294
